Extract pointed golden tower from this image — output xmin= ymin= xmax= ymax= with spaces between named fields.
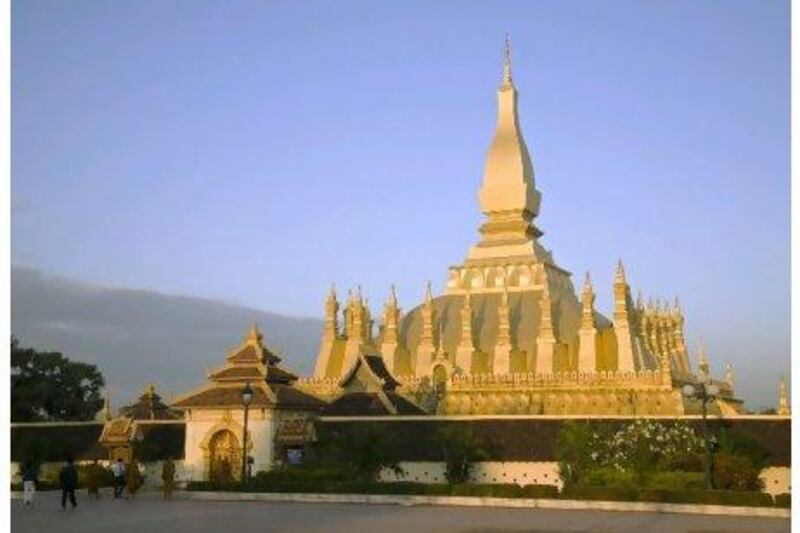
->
xmin=578 ymin=272 xmax=597 ymax=373
xmin=416 ymin=281 xmax=436 ymax=376
xmin=777 ymin=376 xmax=790 ymax=416
xmin=455 ymin=286 xmax=475 ymax=374
xmin=697 ymin=341 xmax=710 ymax=378
xmin=467 ymin=36 xmax=543 ymax=264
xmin=313 ymin=285 xmax=340 ymax=377
xmin=613 ymin=260 xmax=638 ymax=372
xmin=380 ymin=285 xmax=401 ymax=373
xmin=343 ymin=287 xmax=370 ymax=372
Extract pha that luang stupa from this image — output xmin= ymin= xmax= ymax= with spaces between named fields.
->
xmin=300 ymin=40 xmax=743 ymax=416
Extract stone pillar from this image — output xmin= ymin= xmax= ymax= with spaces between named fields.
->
xmin=578 ymin=273 xmax=597 ymax=373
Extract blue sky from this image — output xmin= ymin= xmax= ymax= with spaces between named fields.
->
xmin=12 ymin=0 xmax=789 ymax=406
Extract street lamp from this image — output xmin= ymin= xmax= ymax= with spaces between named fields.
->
xmin=682 ymin=374 xmax=720 ymax=490
xmin=240 ymin=382 xmax=253 ymax=487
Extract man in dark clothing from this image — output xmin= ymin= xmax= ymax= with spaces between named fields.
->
xmin=59 ymin=459 xmax=78 ymax=510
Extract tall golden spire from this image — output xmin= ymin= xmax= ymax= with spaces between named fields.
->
xmin=470 ymin=36 xmax=542 ymax=262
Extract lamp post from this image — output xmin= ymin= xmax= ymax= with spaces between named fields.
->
xmin=240 ymin=382 xmax=253 ymax=488
xmin=682 ymin=375 xmax=720 ymax=490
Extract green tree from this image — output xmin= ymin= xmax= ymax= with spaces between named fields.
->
xmin=11 ymin=336 xmax=105 ymax=422
xmin=315 ymin=425 xmax=403 ymax=482
xmin=436 ymin=426 xmax=487 ymax=485
xmin=554 ymin=421 xmax=602 ymax=487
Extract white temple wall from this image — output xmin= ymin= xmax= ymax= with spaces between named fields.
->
xmin=379 ymin=462 xmax=790 ymax=496
xmin=760 ymin=466 xmax=791 ymax=497
xmin=379 ymin=461 xmax=562 ymax=489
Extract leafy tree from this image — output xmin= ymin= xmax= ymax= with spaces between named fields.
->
xmin=716 ymin=427 xmax=772 ymax=469
xmin=436 ymin=426 xmax=487 ymax=484
xmin=11 ymin=336 xmax=105 ymax=422
xmin=315 ymin=425 xmax=403 ymax=482
xmin=554 ymin=421 xmax=597 ymax=487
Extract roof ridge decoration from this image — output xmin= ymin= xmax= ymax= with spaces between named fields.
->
xmin=337 ymin=348 xmax=400 ymax=391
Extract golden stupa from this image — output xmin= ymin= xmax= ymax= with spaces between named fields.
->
xmin=301 ymin=40 xmax=742 ymax=416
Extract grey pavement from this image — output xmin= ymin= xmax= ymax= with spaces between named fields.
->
xmin=11 ymin=491 xmax=790 ymax=533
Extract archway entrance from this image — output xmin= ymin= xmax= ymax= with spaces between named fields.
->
xmin=208 ymin=429 xmax=241 ymax=484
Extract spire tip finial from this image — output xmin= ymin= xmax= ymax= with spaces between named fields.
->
xmin=502 ymin=33 xmax=513 ymax=85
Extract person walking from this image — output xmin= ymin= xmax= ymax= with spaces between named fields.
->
xmin=111 ymin=458 xmax=126 ymax=499
xmin=59 ymin=458 xmax=78 ymax=511
xmin=21 ymin=461 xmax=37 ymax=506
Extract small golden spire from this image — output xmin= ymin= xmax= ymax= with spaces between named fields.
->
xmin=697 ymin=340 xmax=709 ymax=378
xmin=583 ymin=271 xmax=592 ymax=293
xmin=778 ymin=376 xmax=790 ymax=416
xmin=614 ymin=259 xmax=626 ymax=284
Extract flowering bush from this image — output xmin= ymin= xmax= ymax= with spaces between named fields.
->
xmin=556 ymin=420 xmax=703 ymax=487
xmin=597 ymin=420 xmax=703 ymax=476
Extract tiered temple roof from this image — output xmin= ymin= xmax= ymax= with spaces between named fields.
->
xmin=173 ymin=324 xmax=325 ymax=411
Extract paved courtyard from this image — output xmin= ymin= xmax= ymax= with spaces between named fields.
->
xmin=11 ymin=492 xmax=789 ymax=533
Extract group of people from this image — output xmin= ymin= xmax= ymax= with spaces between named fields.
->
xmin=19 ymin=457 xmax=177 ymax=510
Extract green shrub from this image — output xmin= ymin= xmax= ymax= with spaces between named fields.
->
xmin=697 ymin=490 xmax=774 ymax=507
xmin=646 ymin=471 xmax=705 ymax=491
xmin=661 ymin=451 xmax=704 ymax=472
xmin=579 ymin=467 xmax=637 ymax=489
xmin=485 ymin=484 xmax=522 ymax=498
xmin=560 ymin=486 xmax=638 ymax=502
xmin=449 ymin=484 xmax=478 ymax=496
xmin=520 ymin=484 xmax=559 ymax=499
xmin=774 ymin=493 xmax=791 ymax=508
xmin=712 ymin=453 xmax=763 ymax=491
xmin=638 ymin=489 xmax=774 ymax=507
xmin=422 ymin=484 xmax=451 ymax=496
